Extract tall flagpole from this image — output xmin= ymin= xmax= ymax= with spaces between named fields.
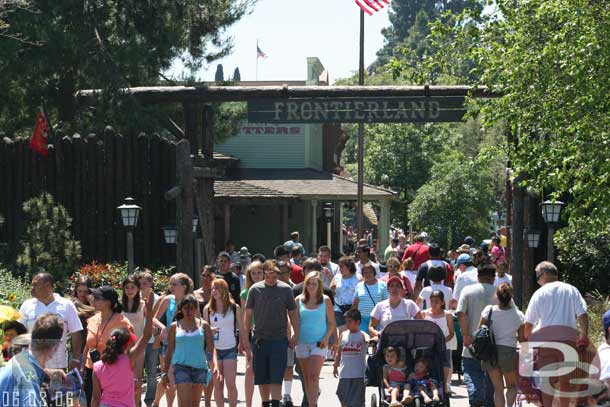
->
xmin=357 ymin=8 xmax=365 ymax=240
xmin=256 ymin=40 xmax=259 ymax=81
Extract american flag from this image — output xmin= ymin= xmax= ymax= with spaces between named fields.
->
xmin=355 ymin=0 xmax=390 ymax=16
xmin=257 ymin=45 xmax=267 ymax=59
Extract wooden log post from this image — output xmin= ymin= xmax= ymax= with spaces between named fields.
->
xmin=195 ymin=105 xmax=216 ymax=266
xmin=169 ymin=139 xmax=194 ymax=281
xmin=511 ymin=176 xmax=525 ymax=307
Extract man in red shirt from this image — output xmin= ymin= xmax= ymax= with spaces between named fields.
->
xmin=401 ymin=234 xmax=430 ymax=270
xmin=275 ymin=245 xmax=304 ymax=284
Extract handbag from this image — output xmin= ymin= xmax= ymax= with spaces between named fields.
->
xmin=469 ymin=306 xmax=497 ymax=363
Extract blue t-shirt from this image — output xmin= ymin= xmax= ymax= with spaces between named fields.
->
xmin=0 ymin=350 xmax=47 ymax=407
xmin=353 ymin=281 xmax=388 ymax=319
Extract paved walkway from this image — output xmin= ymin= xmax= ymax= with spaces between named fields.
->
xmin=155 ymin=356 xmax=472 ymax=407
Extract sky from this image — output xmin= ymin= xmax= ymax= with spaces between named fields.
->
xmin=165 ymin=0 xmax=391 ymax=84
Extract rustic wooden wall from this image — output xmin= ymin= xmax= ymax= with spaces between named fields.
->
xmin=0 ymin=130 xmax=178 ymax=267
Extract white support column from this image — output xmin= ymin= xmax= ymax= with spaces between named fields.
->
xmin=311 ymin=200 xmax=318 ymax=252
xmin=338 ymin=203 xmax=344 ymax=254
xmin=379 ymin=199 xmax=391 ymax=253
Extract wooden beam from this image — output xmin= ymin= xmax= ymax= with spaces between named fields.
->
xmin=175 ymin=139 xmax=194 ymax=281
xmin=76 ymin=85 xmax=497 ymax=105
xmin=194 ymin=105 xmax=216 ymax=266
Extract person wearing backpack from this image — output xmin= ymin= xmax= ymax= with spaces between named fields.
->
xmin=478 ymin=283 xmax=525 ymax=407
xmin=456 ymin=261 xmax=497 ymax=407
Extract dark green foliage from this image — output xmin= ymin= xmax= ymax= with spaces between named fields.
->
xmin=215 ymin=64 xmax=225 ymax=83
xmin=409 ymin=149 xmax=503 ymax=249
xmin=406 ymin=0 xmax=610 ymax=284
xmin=233 ymin=67 xmax=241 ymax=81
xmin=16 ymin=193 xmax=81 ymax=287
xmin=0 ymin=0 xmax=255 ymax=136
xmin=375 ymin=0 xmax=481 ymax=70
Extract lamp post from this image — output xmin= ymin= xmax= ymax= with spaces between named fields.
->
xmin=117 ymin=197 xmax=141 ymax=275
xmin=541 ymin=200 xmax=565 ymax=262
xmin=323 ymin=203 xmax=334 ymax=251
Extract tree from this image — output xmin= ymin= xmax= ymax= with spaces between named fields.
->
xmin=412 ymin=0 xmax=610 ymax=281
xmin=215 ymin=64 xmax=225 ymax=83
xmin=375 ymin=0 xmax=481 ymax=69
xmin=0 ymin=0 xmax=256 ymax=135
xmin=233 ymin=67 xmax=241 ymax=81
xmin=409 ymin=149 xmax=503 ymax=249
xmin=17 ymin=192 xmax=81 ymax=286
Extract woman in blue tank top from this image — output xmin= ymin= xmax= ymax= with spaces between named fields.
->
xmin=295 ymin=271 xmax=336 ymax=407
xmin=163 ymin=294 xmax=215 ymax=407
xmin=152 ymin=273 xmax=193 ymax=407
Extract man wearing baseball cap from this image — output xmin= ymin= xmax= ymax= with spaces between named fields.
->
xmin=451 ymin=254 xmax=478 ymax=309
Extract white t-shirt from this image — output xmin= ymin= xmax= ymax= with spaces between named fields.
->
xmin=401 ymin=270 xmax=418 ymax=290
xmin=356 ymin=260 xmax=382 ymax=279
xmin=494 ymin=274 xmax=513 ymax=287
xmin=453 ymin=267 xmax=478 ymax=301
xmin=370 ymin=298 xmax=420 ymax=330
xmin=525 ymin=281 xmax=587 ymax=330
xmin=418 ymin=284 xmax=453 ymax=309
xmin=481 ymin=304 xmax=525 ymax=347
xmin=19 ymin=294 xmax=83 ymax=369
xmin=598 ymin=342 xmax=610 ymax=381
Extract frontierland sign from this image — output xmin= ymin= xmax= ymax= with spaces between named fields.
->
xmin=248 ymin=96 xmax=467 ymax=123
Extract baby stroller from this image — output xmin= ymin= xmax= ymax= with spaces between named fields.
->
xmin=368 ymin=320 xmax=450 ymax=407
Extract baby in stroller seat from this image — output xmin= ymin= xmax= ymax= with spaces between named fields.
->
xmin=383 ymin=348 xmax=440 ymax=407
xmin=383 ymin=346 xmax=410 ymax=407
xmin=407 ymin=357 xmax=440 ymax=405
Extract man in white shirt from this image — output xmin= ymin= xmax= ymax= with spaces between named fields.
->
xmin=355 ymin=245 xmax=381 ymax=278
xmin=450 ymin=254 xmax=478 ymax=309
xmin=524 ymin=261 xmax=589 ymax=407
xmin=317 ymin=245 xmax=339 ymax=287
xmin=18 ymin=272 xmax=83 ymax=370
xmin=524 ymin=261 xmax=588 ymax=338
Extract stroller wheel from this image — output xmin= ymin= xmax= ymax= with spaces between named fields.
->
xmin=371 ymin=392 xmax=377 ymax=407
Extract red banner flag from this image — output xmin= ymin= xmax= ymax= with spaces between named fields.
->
xmin=29 ymin=111 xmax=50 ymax=157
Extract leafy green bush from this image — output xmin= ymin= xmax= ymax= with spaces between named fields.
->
xmin=556 ymin=219 xmax=610 ymax=296
xmin=16 ymin=193 xmax=81 ymax=289
xmin=585 ymin=291 xmax=610 ymax=347
xmin=0 ymin=267 xmax=31 ymax=309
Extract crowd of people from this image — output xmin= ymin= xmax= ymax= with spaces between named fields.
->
xmin=1 ymin=230 xmax=609 ymax=407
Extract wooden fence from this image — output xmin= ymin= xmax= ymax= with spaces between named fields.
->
xmin=0 ymin=129 xmax=179 ymax=267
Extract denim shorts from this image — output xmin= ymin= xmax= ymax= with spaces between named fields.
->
xmin=295 ymin=342 xmax=327 ymax=359
xmin=216 ymin=346 xmax=238 ymax=361
xmin=173 ymin=364 xmax=209 ymax=385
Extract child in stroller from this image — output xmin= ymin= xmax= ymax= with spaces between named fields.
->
xmin=382 ymin=346 xmax=409 ymax=407
xmin=406 ymin=357 xmax=440 ymax=405
xmin=369 ymin=320 xmax=449 ymax=407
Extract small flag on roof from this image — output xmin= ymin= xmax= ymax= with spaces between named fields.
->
xmin=257 ymin=44 xmax=267 ymax=59
xmin=355 ymin=0 xmax=390 ymax=16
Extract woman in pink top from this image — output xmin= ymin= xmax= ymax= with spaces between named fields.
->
xmin=92 ymin=292 xmax=154 ymax=407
